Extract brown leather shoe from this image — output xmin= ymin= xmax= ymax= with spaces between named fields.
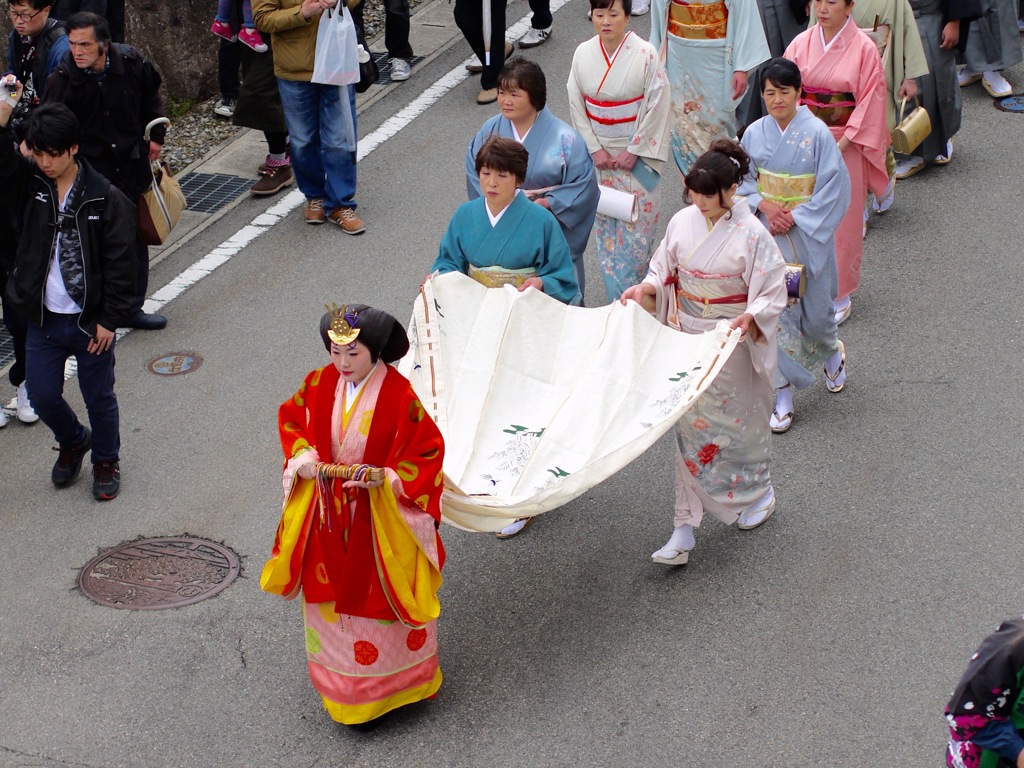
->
xmin=327 ymin=206 xmax=366 ymax=235
xmin=251 ymin=164 xmax=294 ymax=196
xmin=466 ymin=41 xmax=514 ymax=73
xmin=304 ymin=198 xmax=326 ymax=225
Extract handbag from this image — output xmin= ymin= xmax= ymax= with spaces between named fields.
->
xmin=353 ymin=23 xmax=379 ymax=93
xmin=891 ymin=96 xmax=931 ymax=155
xmin=779 ymin=235 xmax=806 ymax=301
xmin=137 ymin=118 xmax=186 ymax=246
xmin=311 ymin=6 xmax=360 ymax=86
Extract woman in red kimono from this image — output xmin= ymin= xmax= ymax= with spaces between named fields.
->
xmin=262 ymin=304 xmax=446 ymax=727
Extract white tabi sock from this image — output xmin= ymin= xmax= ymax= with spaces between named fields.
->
xmin=824 ymin=347 xmax=846 ymax=390
xmin=664 ymin=524 xmax=695 ymax=552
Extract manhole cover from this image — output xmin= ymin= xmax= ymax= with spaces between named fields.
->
xmin=147 ymin=352 xmax=202 ymax=376
xmin=994 ymin=95 xmax=1024 ymax=113
xmin=78 ymin=537 xmax=240 ymax=610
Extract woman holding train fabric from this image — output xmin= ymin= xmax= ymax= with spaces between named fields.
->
xmin=620 ymin=141 xmax=787 ymax=567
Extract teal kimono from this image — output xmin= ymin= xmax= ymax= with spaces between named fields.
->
xmin=432 ymin=194 xmax=581 ymax=305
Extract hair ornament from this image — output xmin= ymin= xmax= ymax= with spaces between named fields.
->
xmin=729 ymin=156 xmax=741 ymax=168
xmin=324 ymin=302 xmax=361 ymax=345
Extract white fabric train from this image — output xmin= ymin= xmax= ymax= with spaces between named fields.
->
xmin=398 ymin=272 xmax=739 ymax=532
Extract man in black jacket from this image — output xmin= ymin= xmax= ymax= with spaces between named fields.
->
xmin=44 ymin=11 xmax=166 ymax=330
xmin=5 ymin=0 xmax=71 ymax=142
xmin=1 ymin=96 xmax=136 ymax=500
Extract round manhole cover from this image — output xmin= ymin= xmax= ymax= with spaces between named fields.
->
xmin=78 ymin=537 xmax=240 ymax=610
xmin=994 ymin=95 xmax=1024 ymax=113
xmin=147 ymin=352 xmax=202 ymax=376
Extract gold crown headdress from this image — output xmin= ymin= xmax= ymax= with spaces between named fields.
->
xmin=324 ymin=303 xmax=360 ymax=345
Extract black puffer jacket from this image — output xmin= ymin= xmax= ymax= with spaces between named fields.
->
xmin=43 ymin=43 xmax=166 ymax=201
xmin=0 ymin=125 xmax=137 ymax=335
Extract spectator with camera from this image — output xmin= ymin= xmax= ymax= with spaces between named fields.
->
xmin=4 ymin=0 xmax=70 ymax=142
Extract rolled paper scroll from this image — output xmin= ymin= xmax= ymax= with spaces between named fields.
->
xmin=597 ymin=185 xmax=640 ymax=223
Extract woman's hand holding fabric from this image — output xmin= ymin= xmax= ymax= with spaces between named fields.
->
xmin=620 ymin=282 xmax=655 ymax=305
xmin=730 ymin=312 xmax=761 ymax=343
xmin=518 ymin=277 xmax=544 ymax=293
xmin=342 ymin=477 xmax=384 ymax=489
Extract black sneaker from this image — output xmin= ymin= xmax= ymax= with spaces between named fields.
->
xmin=52 ymin=428 xmax=92 ymax=487
xmin=92 ymin=460 xmax=121 ymax=501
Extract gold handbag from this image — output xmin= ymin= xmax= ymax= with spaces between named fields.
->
xmin=891 ymin=96 xmax=931 ymax=155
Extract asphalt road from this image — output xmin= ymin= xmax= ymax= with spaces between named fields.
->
xmin=1 ymin=2 xmax=1023 ymax=765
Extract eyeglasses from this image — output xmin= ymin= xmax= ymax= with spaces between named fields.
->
xmin=8 ymin=8 xmax=44 ymax=22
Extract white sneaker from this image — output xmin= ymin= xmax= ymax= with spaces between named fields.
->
xmin=16 ymin=382 xmax=38 ymax=423
xmin=389 ymin=58 xmax=411 ymax=82
xmin=633 ymin=0 xmax=651 ymax=14
xmin=519 ymin=26 xmax=551 ymax=49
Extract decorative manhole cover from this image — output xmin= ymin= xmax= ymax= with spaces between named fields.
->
xmin=994 ymin=95 xmax=1024 ymax=113
xmin=78 ymin=537 xmax=240 ymax=610
xmin=147 ymin=352 xmax=202 ymax=376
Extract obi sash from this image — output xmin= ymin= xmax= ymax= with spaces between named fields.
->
xmin=669 ymin=0 xmax=728 ymax=39
xmin=468 ymin=264 xmax=537 ymax=289
xmin=800 ymin=86 xmax=855 ymax=127
xmin=585 ymin=94 xmax=643 ymax=140
xmin=756 ymin=169 xmax=816 ymax=211
xmin=671 ymin=269 xmax=747 ymax=319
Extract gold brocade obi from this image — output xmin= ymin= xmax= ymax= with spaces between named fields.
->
xmin=669 ymin=268 xmax=747 ymax=321
xmin=468 ymin=265 xmax=537 ymax=289
xmin=756 ymin=169 xmax=816 ymax=211
xmin=800 ymin=86 xmax=856 ymax=127
xmin=669 ymin=0 xmax=728 ymax=39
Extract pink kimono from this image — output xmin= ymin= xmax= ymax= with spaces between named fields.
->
xmin=785 ymin=19 xmax=889 ymax=299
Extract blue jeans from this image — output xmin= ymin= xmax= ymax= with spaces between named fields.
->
xmin=26 ymin=311 xmax=120 ymax=463
xmin=276 ymin=79 xmax=358 ymax=211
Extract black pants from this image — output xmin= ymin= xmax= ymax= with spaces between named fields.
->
xmin=351 ymin=0 xmax=414 ymax=60
xmin=219 ymin=38 xmax=242 ymax=101
xmin=528 ymin=0 xmax=552 ymax=29
xmin=454 ymin=0 xmax=508 ymax=89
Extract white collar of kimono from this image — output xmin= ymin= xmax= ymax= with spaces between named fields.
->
xmin=818 ymin=15 xmax=851 ymax=52
xmin=512 ymin=122 xmax=532 ymax=143
xmin=601 ymin=31 xmax=632 ymax=64
xmin=344 ymin=361 xmax=378 ymax=415
xmin=486 ymin=189 xmax=521 ymax=226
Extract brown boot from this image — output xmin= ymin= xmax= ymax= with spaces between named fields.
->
xmin=251 ymin=164 xmax=294 ymax=197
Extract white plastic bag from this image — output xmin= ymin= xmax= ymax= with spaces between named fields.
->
xmin=311 ymin=6 xmax=360 ymax=86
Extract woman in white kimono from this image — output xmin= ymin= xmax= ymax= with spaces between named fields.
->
xmin=648 ymin=0 xmax=771 ymax=175
xmin=466 ymin=58 xmax=600 ymax=303
xmin=738 ymin=58 xmax=851 ymax=433
xmin=567 ymin=0 xmax=671 ymax=302
xmin=621 ymin=140 xmax=787 ymax=566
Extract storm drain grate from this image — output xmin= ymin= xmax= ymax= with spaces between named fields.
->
xmin=0 ymin=324 xmax=13 ymax=372
xmin=79 ymin=536 xmax=241 ymax=610
xmin=371 ymin=53 xmax=425 ymax=85
xmin=179 ymin=172 xmax=254 ymax=214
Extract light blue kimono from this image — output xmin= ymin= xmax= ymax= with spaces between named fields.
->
xmin=649 ymin=0 xmax=771 ymax=174
xmin=466 ymin=107 xmax=599 ymax=298
xmin=433 ymin=194 xmax=581 ymax=305
xmin=738 ymin=106 xmax=851 ymax=389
